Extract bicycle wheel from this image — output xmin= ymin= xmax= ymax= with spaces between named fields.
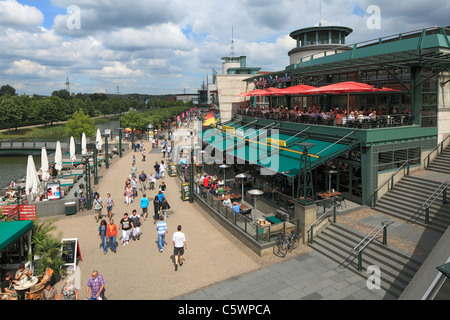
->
xmin=273 ymin=241 xmax=287 ymax=257
xmin=290 ymin=233 xmax=300 ymax=250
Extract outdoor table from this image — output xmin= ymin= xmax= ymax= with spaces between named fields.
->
xmin=316 ymin=191 xmax=342 ymax=199
xmin=14 ymin=276 xmax=38 ymax=300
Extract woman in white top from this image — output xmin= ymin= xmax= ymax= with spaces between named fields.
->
xmin=160 ymin=160 xmax=166 ymax=179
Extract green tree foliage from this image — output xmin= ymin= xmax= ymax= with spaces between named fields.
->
xmin=0 ymin=84 xmax=16 ymax=96
xmin=0 ymin=95 xmax=23 ymax=131
xmin=65 ymin=108 xmax=96 ymax=139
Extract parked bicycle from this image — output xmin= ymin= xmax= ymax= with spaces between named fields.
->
xmin=273 ymin=231 xmax=300 ymax=257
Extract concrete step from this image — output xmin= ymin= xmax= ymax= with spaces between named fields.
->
xmin=309 ymin=222 xmax=422 ymax=298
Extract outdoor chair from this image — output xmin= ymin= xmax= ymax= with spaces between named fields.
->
xmin=240 ymin=208 xmax=253 ymax=222
xmin=1 ymin=293 xmax=18 ymax=300
xmin=25 ymin=285 xmax=45 ymax=300
xmin=335 ymin=196 xmax=346 ymax=210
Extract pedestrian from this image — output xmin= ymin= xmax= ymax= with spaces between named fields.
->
xmin=43 ymin=281 xmax=58 ymax=300
xmin=130 ymin=209 xmax=143 ymax=241
xmin=124 ymin=183 xmax=133 ymax=206
xmin=60 ymin=278 xmax=78 ymax=300
xmin=119 ymin=213 xmax=134 ymax=246
xmin=140 ymin=193 xmax=149 ymax=220
xmin=154 ymin=161 xmax=160 ymax=179
xmin=138 ymin=171 xmax=147 ymax=192
xmin=167 ymin=145 xmax=171 ymax=158
xmin=160 ymin=160 xmax=166 ymax=179
xmin=103 ymin=193 xmax=114 ymax=219
xmin=157 ymin=190 xmax=166 ymax=202
xmin=162 ymin=145 xmax=166 ymax=158
xmin=160 ymin=197 xmax=170 ymax=221
xmin=98 ymin=220 xmax=108 ymax=254
xmin=156 ymin=215 xmax=168 ymax=252
xmin=106 ymin=219 xmax=118 ymax=254
xmin=159 ymin=181 xmax=166 ymax=193
xmin=130 ymin=163 xmax=137 ymax=178
xmin=132 ymin=154 xmax=136 ymax=164
xmin=86 ymin=270 xmax=106 ymax=300
xmin=148 ymin=172 xmax=155 ymax=190
xmin=153 ymin=196 xmax=160 ymax=224
xmin=93 ymin=193 xmax=103 ymax=222
xmin=131 ymin=176 xmax=138 ymax=198
xmin=173 ymin=225 xmax=187 ymax=271
xmin=142 ymin=148 xmax=146 ymax=162
xmin=152 ymin=138 xmax=155 ymax=148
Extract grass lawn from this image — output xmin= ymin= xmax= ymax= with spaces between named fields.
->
xmin=0 ymin=124 xmax=67 ymax=140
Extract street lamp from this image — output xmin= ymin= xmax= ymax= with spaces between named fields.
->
xmin=328 ymin=170 xmax=338 ymax=193
xmin=219 ymin=164 xmax=230 ymax=187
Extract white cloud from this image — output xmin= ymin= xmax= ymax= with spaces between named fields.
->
xmin=0 ymin=0 xmax=43 ymax=28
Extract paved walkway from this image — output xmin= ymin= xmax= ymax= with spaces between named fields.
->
xmin=49 ymin=127 xmax=445 ymax=300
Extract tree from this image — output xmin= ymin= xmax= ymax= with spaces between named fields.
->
xmin=0 ymin=84 xmax=16 ymax=96
xmin=120 ymin=110 xmax=147 ymax=130
xmin=0 ymin=96 xmax=23 ymax=131
xmin=65 ymin=108 xmax=96 ymax=139
xmin=51 ymin=89 xmax=71 ymax=101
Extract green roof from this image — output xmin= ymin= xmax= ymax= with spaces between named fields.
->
xmin=0 ymin=221 xmax=33 ymax=252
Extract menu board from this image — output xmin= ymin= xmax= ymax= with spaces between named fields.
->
xmin=169 ymin=163 xmax=177 ymax=177
xmin=181 ymin=182 xmax=190 ymax=201
xmin=61 ymin=238 xmax=82 ymax=270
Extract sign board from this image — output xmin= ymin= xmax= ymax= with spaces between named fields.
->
xmin=266 ymin=138 xmax=287 ymax=147
xmin=169 ymin=163 xmax=177 ymax=177
xmin=181 ymin=182 xmax=190 ymax=201
xmin=222 ymin=125 xmax=235 ymax=133
xmin=1 ymin=205 xmax=19 ymax=220
xmin=47 ymin=182 xmax=61 ymax=200
xmin=19 ymin=205 xmax=36 ymax=221
xmin=61 ymin=238 xmax=82 ymax=271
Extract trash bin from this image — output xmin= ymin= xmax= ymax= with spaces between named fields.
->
xmin=65 ymin=201 xmax=77 ymax=216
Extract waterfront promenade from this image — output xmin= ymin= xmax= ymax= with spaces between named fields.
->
xmin=46 ymin=129 xmax=444 ymax=301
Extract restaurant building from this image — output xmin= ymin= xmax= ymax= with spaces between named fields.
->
xmin=211 ymin=25 xmax=450 ymax=206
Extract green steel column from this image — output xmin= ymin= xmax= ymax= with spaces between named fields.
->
xmin=410 ymin=66 xmax=423 ymax=126
xmin=119 ymin=129 xmax=123 ymax=158
xmin=93 ymin=148 xmax=98 ymax=185
xmin=189 ymin=150 xmax=194 ymax=203
xmin=105 ymin=135 xmax=109 ymax=169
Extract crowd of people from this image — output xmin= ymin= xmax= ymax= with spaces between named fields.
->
xmin=239 ymin=104 xmax=412 ymax=127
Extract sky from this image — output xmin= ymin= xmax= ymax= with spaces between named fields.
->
xmin=0 ymin=0 xmax=448 ymax=96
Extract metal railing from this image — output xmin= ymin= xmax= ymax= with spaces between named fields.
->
xmin=370 ymin=160 xmax=410 ymax=207
xmin=415 ymin=179 xmax=450 ymax=225
xmin=424 ymin=134 xmax=450 ymax=169
xmin=351 ymin=221 xmax=394 ymax=271
xmin=309 ymin=197 xmax=337 ymax=244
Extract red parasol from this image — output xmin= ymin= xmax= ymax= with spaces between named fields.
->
xmin=237 ymin=89 xmax=273 ymax=97
xmin=277 ymin=84 xmax=317 ymax=95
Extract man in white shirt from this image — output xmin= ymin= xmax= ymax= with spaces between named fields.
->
xmin=173 ymin=225 xmax=187 ymax=271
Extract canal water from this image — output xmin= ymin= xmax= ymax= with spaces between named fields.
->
xmin=0 ymin=119 xmax=120 ymax=189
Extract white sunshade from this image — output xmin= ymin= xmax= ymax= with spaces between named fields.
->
xmin=70 ymin=136 xmax=76 ymax=161
xmin=55 ymin=141 xmax=62 ymax=171
xmin=81 ymin=132 xmax=87 ymax=155
xmin=41 ymin=147 xmax=50 ymax=181
xmin=26 ymin=155 xmax=40 ymax=195
xmin=96 ymin=128 xmax=102 ymax=150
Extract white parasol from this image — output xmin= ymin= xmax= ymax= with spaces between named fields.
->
xmin=55 ymin=141 xmax=62 ymax=172
xmin=70 ymin=136 xmax=76 ymax=162
xmin=26 ymin=155 xmax=40 ymax=195
xmin=95 ymin=128 xmax=102 ymax=150
xmin=81 ymin=132 xmax=87 ymax=155
xmin=41 ymin=147 xmax=50 ymax=181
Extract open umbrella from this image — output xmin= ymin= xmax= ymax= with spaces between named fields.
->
xmin=278 ymin=84 xmax=317 ymax=95
xmin=95 ymin=128 xmax=102 ymax=150
xmin=55 ymin=141 xmax=62 ymax=172
xmin=237 ymin=89 xmax=272 ymax=97
xmin=70 ymin=136 xmax=76 ymax=162
xmin=81 ymin=132 xmax=87 ymax=155
xmin=26 ymin=155 xmax=40 ymax=195
xmin=41 ymin=147 xmax=50 ymax=181
xmin=304 ymin=81 xmax=385 ymax=114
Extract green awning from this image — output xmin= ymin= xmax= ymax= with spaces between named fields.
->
xmin=0 ymin=221 xmax=33 ymax=252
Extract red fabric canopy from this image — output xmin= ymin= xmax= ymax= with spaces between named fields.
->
xmin=237 ymin=89 xmax=273 ymax=97
xmin=303 ymin=81 xmax=384 ymax=94
xmin=263 ymin=87 xmax=286 ymax=96
xmin=277 ymin=84 xmax=317 ymax=95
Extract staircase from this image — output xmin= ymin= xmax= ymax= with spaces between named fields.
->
xmin=374 ymin=175 xmax=450 ymax=233
xmin=308 ymin=222 xmax=424 ymax=299
xmin=427 ymin=143 xmax=450 ymax=174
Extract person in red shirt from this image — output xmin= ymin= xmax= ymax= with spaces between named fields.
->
xmin=106 ymin=219 xmax=118 ymax=253
xmin=203 ymin=175 xmax=210 ymax=188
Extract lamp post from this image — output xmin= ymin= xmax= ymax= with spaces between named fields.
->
xmin=297 ymin=142 xmax=315 ymax=205
xmin=328 ymin=170 xmax=338 ymax=193
xmin=82 ymin=153 xmax=93 ymax=210
xmin=105 ymin=135 xmax=109 ymax=169
xmin=93 ymin=148 xmax=98 ymax=185
xmin=189 ymin=148 xmax=195 ymax=203
xmin=131 ymin=124 xmax=135 ymax=151
xmin=219 ymin=164 xmax=230 ymax=187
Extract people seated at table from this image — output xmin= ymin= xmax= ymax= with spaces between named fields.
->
xmin=15 ymin=263 xmax=32 ymax=281
xmin=1 ymin=271 xmax=18 ymax=299
xmin=231 ymin=202 xmax=241 ymax=213
xmin=222 ymin=196 xmax=232 ymax=207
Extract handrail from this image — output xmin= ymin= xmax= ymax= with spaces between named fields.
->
xmin=370 ymin=160 xmax=410 ymax=207
xmin=351 ymin=221 xmax=394 ymax=271
xmin=309 ymin=197 xmax=337 ymax=244
xmin=417 ymin=179 xmax=450 ymax=225
xmin=352 ymin=221 xmax=393 ymax=254
xmin=424 ymin=134 xmax=450 ymax=168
